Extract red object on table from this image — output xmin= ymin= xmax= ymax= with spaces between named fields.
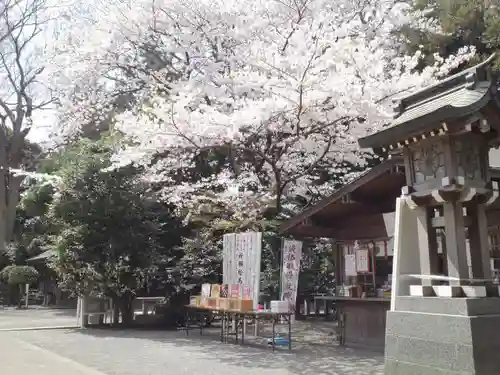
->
xmin=258 ymin=304 xmax=264 ymax=310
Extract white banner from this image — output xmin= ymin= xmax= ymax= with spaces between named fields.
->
xmin=344 ymin=254 xmax=357 ymax=276
xmin=280 ymin=239 xmax=302 ymax=313
xmin=222 ymin=232 xmax=262 ymax=309
xmin=356 ymin=249 xmax=370 ymax=273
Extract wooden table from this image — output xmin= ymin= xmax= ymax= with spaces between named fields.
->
xmin=184 ymin=305 xmax=293 ymax=351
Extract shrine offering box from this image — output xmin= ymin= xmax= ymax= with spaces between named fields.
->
xmin=211 ymin=284 xmax=221 ymax=298
xmin=201 ymin=283 xmax=212 ymax=297
xmin=207 ymin=297 xmax=218 ymax=308
xmin=220 ymin=284 xmax=229 ymax=298
xmin=218 ymin=298 xmax=230 ymax=310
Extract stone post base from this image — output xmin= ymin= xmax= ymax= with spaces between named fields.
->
xmin=385 ymin=297 xmax=500 ymax=375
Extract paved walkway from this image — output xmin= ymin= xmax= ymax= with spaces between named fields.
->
xmin=0 ymin=307 xmax=78 ymax=330
xmin=0 ymin=337 xmax=106 ymax=375
xmin=4 ymin=328 xmax=384 ymax=375
xmin=0 ymin=308 xmax=383 ymax=374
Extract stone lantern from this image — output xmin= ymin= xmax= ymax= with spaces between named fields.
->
xmin=359 ymin=54 xmax=500 ymax=375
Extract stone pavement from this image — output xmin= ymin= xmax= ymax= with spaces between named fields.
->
xmin=0 ymin=336 xmax=106 ymax=375
xmin=0 ymin=307 xmax=78 ymax=330
xmin=0 ymin=308 xmax=383 ymax=374
xmin=3 ymin=327 xmax=384 ymax=375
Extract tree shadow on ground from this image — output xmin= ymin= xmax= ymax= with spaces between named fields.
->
xmin=74 ymin=326 xmax=384 ymax=375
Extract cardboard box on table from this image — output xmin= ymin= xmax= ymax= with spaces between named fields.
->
xmin=190 ymin=296 xmax=202 ymax=306
xmin=218 ymin=298 xmax=231 ymax=310
xmin=207 ymin=297 xmax=218 ymax=308
xmin=230 ymin=299 xmax=253 ymax=312
xmin=270 ymin=300 xmax=290 ymax=313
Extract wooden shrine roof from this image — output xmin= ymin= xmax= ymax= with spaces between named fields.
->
xmin=279 ymin=158 xmax=406 ymax=240
xmin=358 ymin=54 xmax=500 ymax=151
xmin=280 ymin=159 xmax=500 ymax=241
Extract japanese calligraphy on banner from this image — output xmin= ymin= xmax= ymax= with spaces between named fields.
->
xmin=356 ymin=249 xmax=370 ymax=273
xmin=344 ymin=254 xmax=357 ymax=276
xmin=280 ymin=239 xmax=303 ymax=313
xmin=223 ymin=232 xmax=262 ymax=309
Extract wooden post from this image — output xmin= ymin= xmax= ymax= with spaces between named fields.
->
xmin=335 ymin=244 xmax=341 ymax=296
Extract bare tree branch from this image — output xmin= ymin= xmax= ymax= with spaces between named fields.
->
xmin=0 ymin=0 xmax=52 ymax=250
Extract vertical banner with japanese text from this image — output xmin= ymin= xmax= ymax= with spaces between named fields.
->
xmin=222 ymin=232 xmax=262 ymax=309
xmin=280 ymin=239 xmax=303 ymax=313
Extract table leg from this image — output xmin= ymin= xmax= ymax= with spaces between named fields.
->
xmin=272 ymin=317 xmax=276 ymax=352
xmin=288 ymin=315 xmax=292 ymax=351
xmin=185 ymin=310 xmax=189 ymax=336
xmin=224 ymin=313 xmax=228 ymax=343
xmin=142 ymin=301 xmax=147 ymax=316
xmin=199 ymin=312 xmax=203 ymax=335
xmin=241 ymin=317 xmax=245 ymax=344
xmin=220 ymin=313 xmax=224 ymax=342
xmin=235 ymin=315 xmax=239 ymax=343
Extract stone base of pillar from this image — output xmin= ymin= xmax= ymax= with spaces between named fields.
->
xmin=385 ymin=297 xmax=500 ymax=375
xmin=432 ymin=285 xmax=463 ymax=297
xmin=409 ymin=285 xmax=435 ymax=297
xmin=461 ymin=285 xmax=487 ymax=298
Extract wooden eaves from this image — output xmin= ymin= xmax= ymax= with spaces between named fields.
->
xmin=279 ymin=158 xmax=500 ymax=241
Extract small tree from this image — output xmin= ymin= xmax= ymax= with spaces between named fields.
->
xmin=0 ymin=265 xmax=39 ymax=307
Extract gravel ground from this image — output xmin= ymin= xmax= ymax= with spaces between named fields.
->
xmin=0 ymin=308 xmax=383 ymax=375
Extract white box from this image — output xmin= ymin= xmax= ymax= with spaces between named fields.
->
xmin=270 ymin=300 xmax=289 ymax=313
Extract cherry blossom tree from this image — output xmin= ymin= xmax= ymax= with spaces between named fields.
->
xmin=54 ymin=0 xmax=475 ymax=219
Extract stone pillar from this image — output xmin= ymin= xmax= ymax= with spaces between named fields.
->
xmin=415 ymin=207 xmax=435 ymax=292
xmin=443 ymin=201 xmax=469 ymax=285
xmin=468 ymin=203 xmax=492 ymax=280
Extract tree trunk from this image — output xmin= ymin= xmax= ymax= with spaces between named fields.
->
xmin=5 ymin=176 xmax=22 ymax=243
xmin=112 ymin=303 xmax=120 ymax=325
xmin=119 ymin=294 xmax=134 ymax=326
xmin=98 ymin=300 xmax=105 ymax=325
xmin=0 ymin=168 xmax=7 ymax=254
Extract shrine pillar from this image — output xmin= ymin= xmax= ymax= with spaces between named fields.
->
xmin=359 ymin=54 xmax=500 ymax=375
